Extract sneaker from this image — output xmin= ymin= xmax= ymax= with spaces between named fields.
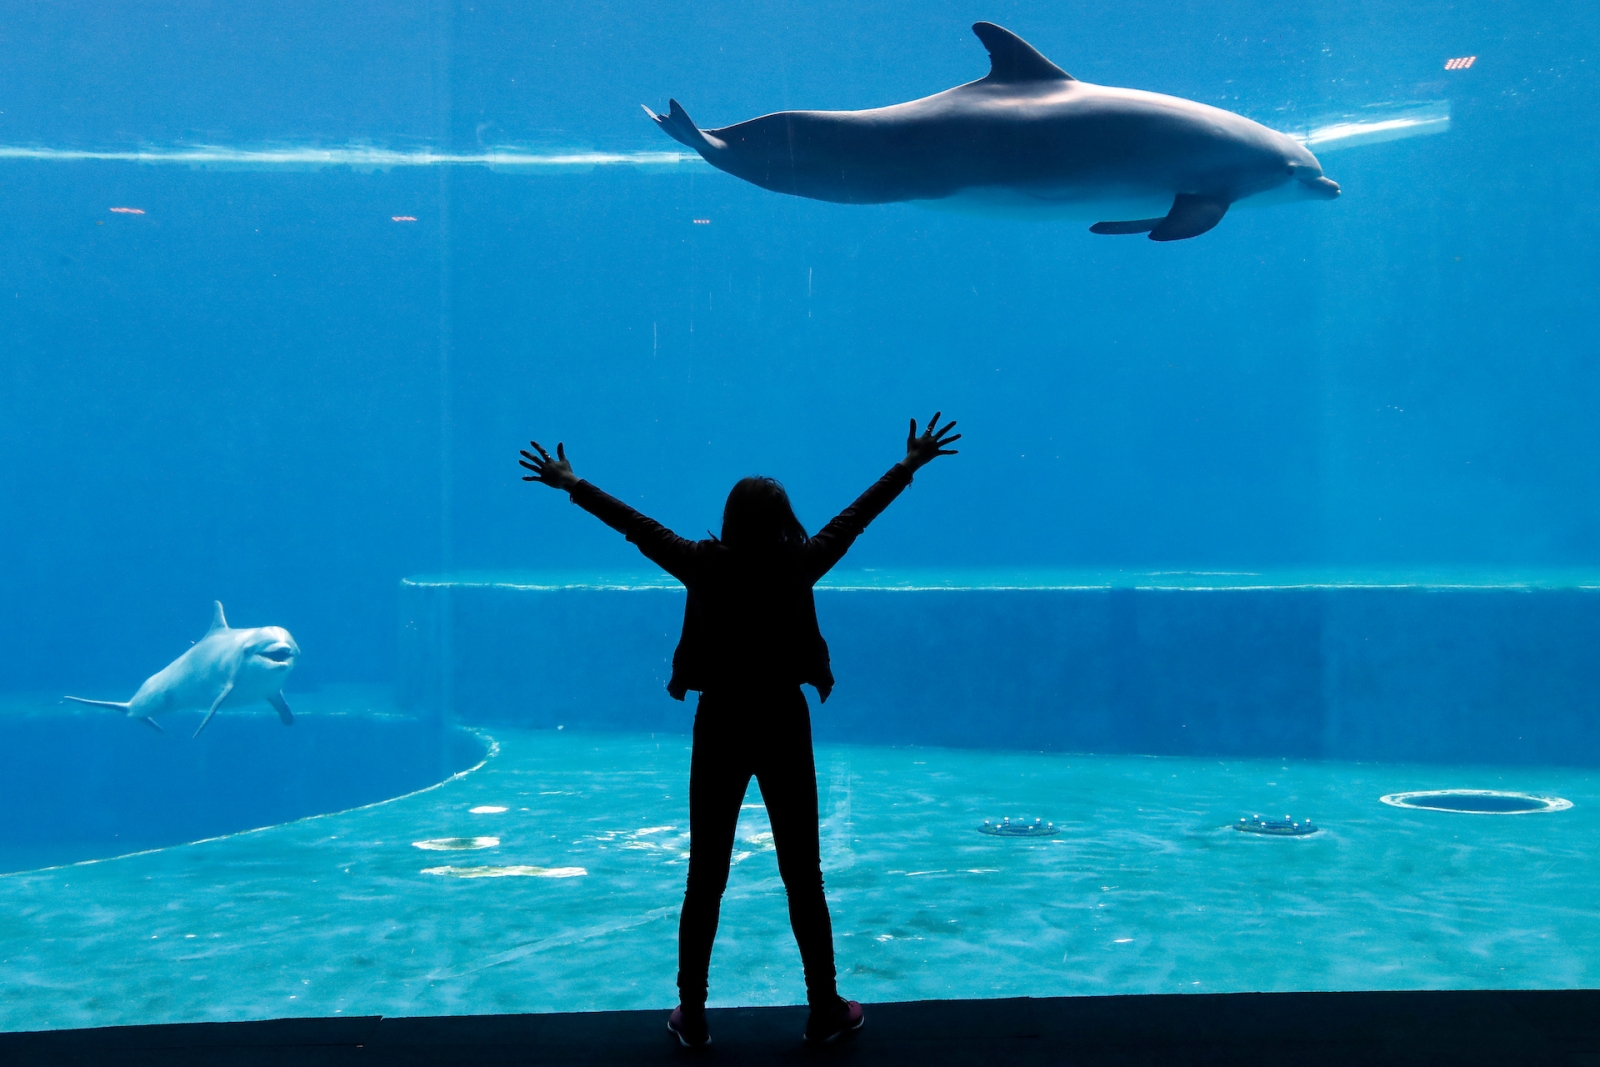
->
xmin=804 ymin=997 xmax=864 ymax=1045
xmin=668 ymin=1005 xmax=711 ymax=1048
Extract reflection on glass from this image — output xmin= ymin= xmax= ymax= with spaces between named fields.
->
xmin=2 ymin=0 xmax=1596 ymax=1037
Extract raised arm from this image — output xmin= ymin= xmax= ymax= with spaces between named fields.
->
xmin=804 ymin=412 xmax=960 ymax=580
xmin=520 ymin=439 xmax=704 ymax=581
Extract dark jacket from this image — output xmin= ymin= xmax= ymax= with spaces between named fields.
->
xmin=568 ymin=463 xmax=915 ymax=701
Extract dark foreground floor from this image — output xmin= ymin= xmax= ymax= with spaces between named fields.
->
xmin=5 ymin=990 xmax=1600 ymax=1067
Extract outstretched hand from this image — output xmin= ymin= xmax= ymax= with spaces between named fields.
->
xmin=519 ymin=440 xmax=579 ymax=491
xmin=903 ymin=412 xmax=961 ymax=470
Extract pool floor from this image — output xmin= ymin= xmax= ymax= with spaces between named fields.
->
xmin=1 ymin=710 xmax=1597 ymax=1032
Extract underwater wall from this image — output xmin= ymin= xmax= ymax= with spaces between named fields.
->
xmin=399 ymin=576 xmax=1600 ymax=766
xmin=0 ymin=703 xmax=486 ymax=874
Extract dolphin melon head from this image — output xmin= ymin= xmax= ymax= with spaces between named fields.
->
xmin=1238 ymin=142 xmax=1340 ymax=208
xmin=1284 ymin=142 xmax=1340 ymax=200
xmin=248 ymin=627 xmax=300 ymax=674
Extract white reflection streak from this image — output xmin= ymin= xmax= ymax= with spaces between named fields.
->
xmin=0 ymin=145 xmax=702 ymax=169
xmin=0 ymin=105 xmax=1446 ymax=170
xmin=1295 ymin=104 xmax=1451 ymax=152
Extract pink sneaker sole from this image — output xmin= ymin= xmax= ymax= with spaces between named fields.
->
xmin=667 ymin=1006 xmax=711 ymax=1048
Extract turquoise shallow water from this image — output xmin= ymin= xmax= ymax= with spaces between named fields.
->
xmin=2 ymin=712 xmax=1597 ymax=1032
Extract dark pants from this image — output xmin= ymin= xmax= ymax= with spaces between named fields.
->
xmin=676 ymin=686 xmax=838 ymax=1008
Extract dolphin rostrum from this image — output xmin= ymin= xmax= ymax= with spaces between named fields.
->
xmin=645 ymin=22 xmax=1339 ymax=241
xmin=66 ymin=602 xmax=300 ymax=737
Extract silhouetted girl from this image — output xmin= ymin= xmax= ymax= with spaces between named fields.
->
xmin=519 ymin=414 xmax=959 ymax=1047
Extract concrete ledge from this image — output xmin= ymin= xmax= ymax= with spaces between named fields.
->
xmin=398 ymin=574 xmax=1600 ymax=765
xmin=7 ymin=990 xmax=1600 ymax=1066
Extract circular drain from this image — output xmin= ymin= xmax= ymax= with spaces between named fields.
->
xmin=978 ymin=817 xmax=1058 ymax=837
xmin=1380 ymin=790 xmax=1572 ymax=815
xmin=1235 ymin=814 xmax=1319 ymax=836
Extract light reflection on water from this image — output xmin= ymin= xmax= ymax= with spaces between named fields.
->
xmin=0 ymin=101 xmax=1440 ymax=175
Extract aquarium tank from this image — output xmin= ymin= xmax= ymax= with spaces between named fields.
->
xmin=3 ymin=0 xmax=1599 ymax=1035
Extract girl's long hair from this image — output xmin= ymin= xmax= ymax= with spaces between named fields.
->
xmin=721 ymin=476 xmax=807 ymax=552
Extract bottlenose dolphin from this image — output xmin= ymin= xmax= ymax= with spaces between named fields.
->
xmin=646 ymin=22 xmax=1339 ymax=241
xmin=65 ymin=602 xmax=299 ymax=737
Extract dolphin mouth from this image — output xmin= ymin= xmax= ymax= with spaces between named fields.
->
xmin=259 ymin=647 xmax=296 ymax=663
xmin=1301 ymin=174 xmax=1341 ymax=199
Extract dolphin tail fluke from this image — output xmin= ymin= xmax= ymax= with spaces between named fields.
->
xmin=643 ymin=100 xmax=722 ymax=155
xmin=64 ymin=696 xmax=132 ymax=711
xmin=66 ymin=695 xmax=164 ymax=732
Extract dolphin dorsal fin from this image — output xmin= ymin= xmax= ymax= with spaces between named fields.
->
xmin=972 ymin=23 xmax=1074 ymax=83
xmin=207 ymin=601 xmax=229 ymax=635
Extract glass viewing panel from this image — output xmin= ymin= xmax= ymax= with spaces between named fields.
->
xmin=3 ymin=0 xmax=1598 ymax=1033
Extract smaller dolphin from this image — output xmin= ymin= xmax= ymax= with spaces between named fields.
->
xmin=65 ymin=602 xmax=300 ymax=737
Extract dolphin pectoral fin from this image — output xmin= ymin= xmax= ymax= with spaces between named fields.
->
xmin=1148 ymin=194 xmax=1230 ymax=242
xmin=267 ymin=691 xmax=294 ymax=726
xmin=1087 ymin=194 xmax=1232 ymax=241
xmin=1090 ymin=218 xmax=1163 ymax=236
xmin=194 ymin=683 xmax=233 ymax=738
xmin=142 ymin=716 xmax=164 ymax=733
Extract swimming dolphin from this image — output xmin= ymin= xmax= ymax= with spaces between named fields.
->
xmin=645 ymin=22 xmax=1339 ymax=241
xmin=65 ymin=602 xmax=299 ymax=737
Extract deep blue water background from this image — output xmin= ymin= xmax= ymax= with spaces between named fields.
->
xmin=3 ymin=0 xmax=1599 ymax=690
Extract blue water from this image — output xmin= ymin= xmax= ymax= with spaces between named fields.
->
xmin=3 ymin=0 xmax=1600 ymax=1033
